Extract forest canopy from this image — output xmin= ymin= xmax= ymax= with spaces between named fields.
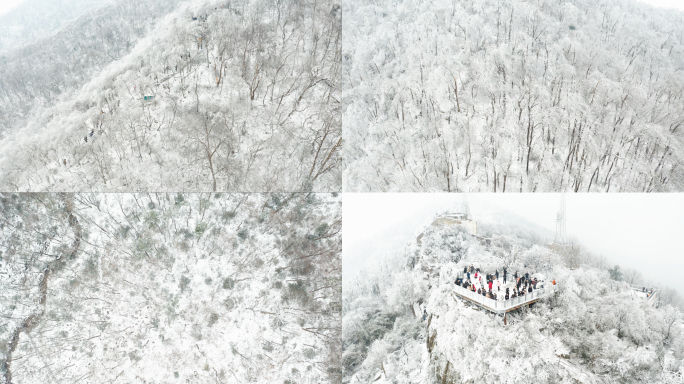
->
xmin=0 ymin=192 xmax=342 ymax=383
xmin=0 ymin=0 xmax=341 ymax=192
xmin=343 ymin=219 xmax=684 ymax=383
xmin=343 ymin=0 xmax=684 ymax=192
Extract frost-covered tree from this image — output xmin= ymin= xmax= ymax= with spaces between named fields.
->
xmin=0 ymin=0 xmax=185 ymax=139
xmin=609 ymin=264 xmax=623 ymax=281
xmin=0 ymin=0 xmax=341 ymax=192
xmin=343 ymin=217 xmax=684 ymax=383
xmin=343 ymin=0 xmax=684 ymax=192
xmin=0 ymin=192 xmax=341 ymax=384
xmin=0 ymin=0 xmax=113 ymax=54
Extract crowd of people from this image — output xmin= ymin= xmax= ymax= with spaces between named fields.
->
xmin=453 ymin=264 xmax=556 ymax=302
xmin=639 ymin=286 xmax=657 ymax=298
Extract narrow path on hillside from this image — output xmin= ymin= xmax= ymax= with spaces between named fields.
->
xmin=4 ymin=194 xmax=82 ymax=384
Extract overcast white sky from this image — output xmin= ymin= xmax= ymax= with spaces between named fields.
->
xmin=344 ymin=193 xmax=684 ymax=296
xmin=1 ymin=0 xmax=682 ymax=17
xmin=0 ymin=0 xmax=26 ymax=16
xmin=637 ymin=0 xmax=684 ymax=11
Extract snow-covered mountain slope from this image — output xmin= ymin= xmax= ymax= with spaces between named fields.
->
xmin=343 ymin=0 xmax=684 ymax=192
xmin=343 ymin=222 xmax=684 ymax=383
xmin=0 ymin=0 xmax=186 ymax=138
xmin=0 ymin=192 xmax=341 ymax=384
xmin=0 ymin=0 xmax=114 ymax=54
xmin=0 ymin=0 xmax=341 ymax=192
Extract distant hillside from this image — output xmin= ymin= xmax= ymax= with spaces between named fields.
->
xmin=343 ymin=0 xmax=684 ymax=192
xmin=0 ymin=0 xmax=186 ymax=138
xmin=0 ymin=0 xmax=113 ymax=53
xmin=0 ymin=0 xmax=341 ymax=192
xmin=343 ymin=220 xmax=684 ymax=383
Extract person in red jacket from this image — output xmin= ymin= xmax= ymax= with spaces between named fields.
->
xmin=488 ymin=280 xmax=493 ymax=291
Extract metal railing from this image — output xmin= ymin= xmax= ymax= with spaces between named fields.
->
xmin=626 ymin=283 xmax=659 ymax=306
xmin=452 ymin=279 xmax=558 ymax=314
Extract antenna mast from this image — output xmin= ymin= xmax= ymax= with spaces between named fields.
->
xmin=555 ymin=194 xmax=566 ymax=245
xmin=462 ymin=194 xmax=471 ymax=220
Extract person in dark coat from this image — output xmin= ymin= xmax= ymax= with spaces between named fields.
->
xmin=496 ymin=270 xmax=499 ymax=280
xmin=467 ymin=272 xmax=470 ymax=280
xmin=464 ymin=266 xmax=468 ymax=274
xmin=503 ymin=271 xmax=507 ymax=284
xmin=528 ymin=286 xmax=533 ymax=293
xmin=525 ymin=272 xmax=529 ymax=280
xmin=505 ymin=293 xmax=510 ymax=300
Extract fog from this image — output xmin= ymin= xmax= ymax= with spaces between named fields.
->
xmin=638 ymin=0 xmax=684 ymax=11
xmin=0 ymin=0 xmax=26 ymax=16
xmin=344 ymin=193 xmax=684 ymax=296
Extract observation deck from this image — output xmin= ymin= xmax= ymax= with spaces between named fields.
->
xmin=452 ymin=281 xmax=558 ymax=315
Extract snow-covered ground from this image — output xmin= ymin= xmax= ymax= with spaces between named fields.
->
xmin=0 ymin=0 xmax=114 ymax=54
xmin=0 ymin=193 xmax=342 ymax=383
xmin=0 ymin=0 xmax=341 ymax=192
xmin=343 ymin=219 xmax=684 ymax=383
xmin=343 ymin=0 xmax=684 ymax=192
